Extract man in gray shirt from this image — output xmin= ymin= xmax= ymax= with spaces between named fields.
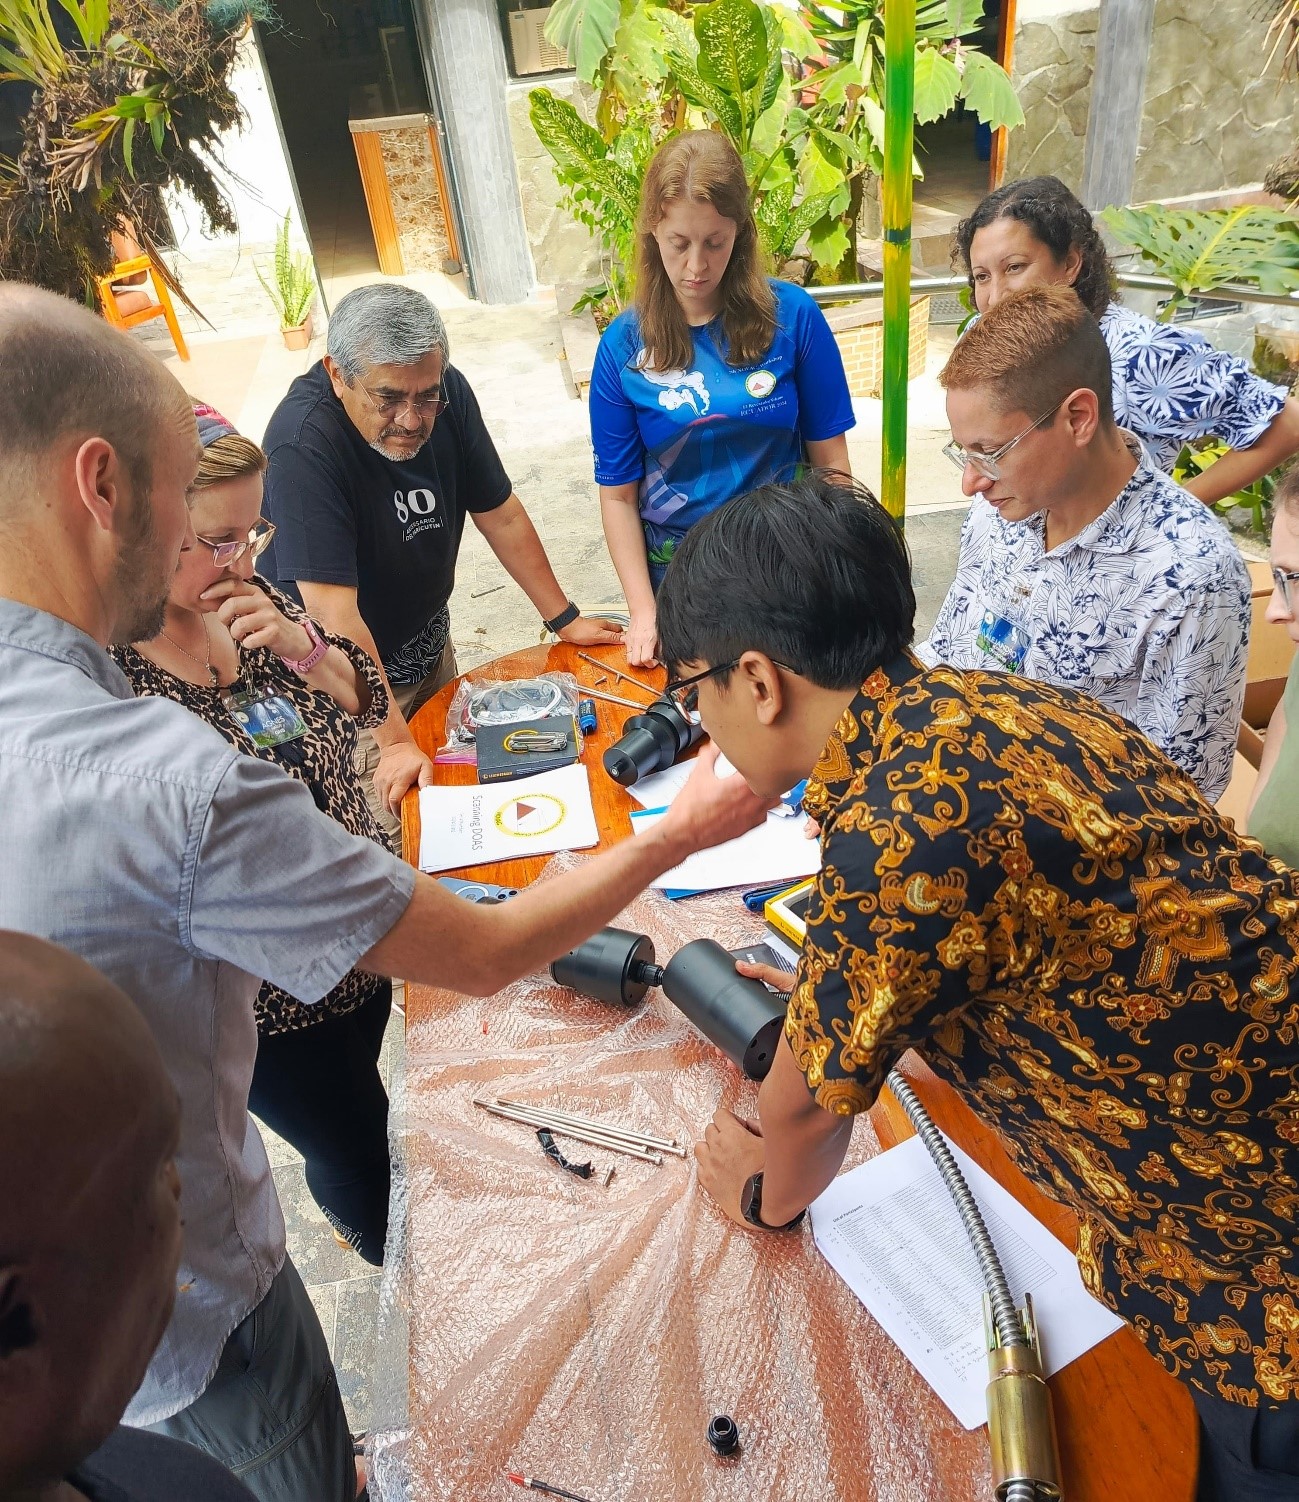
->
xmin=0 ymin=286 xmax=768 ymax=1500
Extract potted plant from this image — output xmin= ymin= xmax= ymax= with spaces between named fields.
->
xmin=256 ymin=212 xmax=317 ymax=349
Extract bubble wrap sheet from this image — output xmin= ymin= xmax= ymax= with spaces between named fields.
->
xmin=371 ymin=856 xmax=991 ymax=1501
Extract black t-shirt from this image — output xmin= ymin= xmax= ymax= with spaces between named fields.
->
xmin=261 ymin=360 xmax=512 ymax=685
xmin=68 ymin=1425 xmax=256 ymax=1501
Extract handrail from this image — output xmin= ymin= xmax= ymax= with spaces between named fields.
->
xmin=806 ymin=271 xmax=1299 ymax=310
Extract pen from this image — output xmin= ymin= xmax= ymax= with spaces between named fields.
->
xmin=506 ymin=1473 xmax=596 ymax=1502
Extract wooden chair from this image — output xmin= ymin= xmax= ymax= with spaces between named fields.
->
xmin=95 ymin=253 xmax=190 ymax=361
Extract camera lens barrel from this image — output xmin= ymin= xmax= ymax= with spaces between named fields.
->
xmin=603 ymin=700 xmax=704 ymax=787
xmin=549 ymin=926 xmax=660 ymax=1006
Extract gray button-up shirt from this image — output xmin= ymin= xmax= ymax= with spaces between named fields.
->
xmin=0 ymin=601 xmax=417 ymax=1424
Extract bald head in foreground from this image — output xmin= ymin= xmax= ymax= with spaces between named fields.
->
xmin=0 ymin=932 xmax=253 ymax=1502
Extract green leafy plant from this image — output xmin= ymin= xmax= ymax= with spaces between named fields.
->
xmin=255 ymin=211 xmax=316 ymax=330
xmin=1173 ymin=438 xmax=1280 ymax=533
xmin=0 ymin=0 xmax=251 ymax=303
xmin=1100 ymin=204 xmax=1299 ymax=321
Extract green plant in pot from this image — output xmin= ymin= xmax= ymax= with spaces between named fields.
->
xmin=256 ymin=212 xmax=317 ymax=349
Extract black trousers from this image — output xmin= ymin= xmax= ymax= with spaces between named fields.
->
xmin=1195 ymin=1388 xmax=1299 ymax=1500
xmin=249 ymin=980 xmax=393 ymax=1266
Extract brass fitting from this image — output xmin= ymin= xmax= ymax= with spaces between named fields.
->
xmin=984 ymin=1295 xmax=1063 ymax=1500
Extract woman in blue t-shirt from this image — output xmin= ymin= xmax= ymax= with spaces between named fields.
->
xmin=590 ymin=130 xmax=855 ymax=665
xmin=952 ymin=176 xmax=1299 ymax=505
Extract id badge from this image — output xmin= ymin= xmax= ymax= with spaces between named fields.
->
xmin=224 ymin=688 xmax=308 ymax=748
xmin=975 ymin=609 xmax=1031 ymax=674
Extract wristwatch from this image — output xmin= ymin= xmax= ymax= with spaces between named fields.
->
xmin=279 ymin=617 xmax=329 ymax=676
xmin=739 ymin=1172 xmax=807 ymax=1231
xmin=541 ymin=600 xmax=580 ymax=634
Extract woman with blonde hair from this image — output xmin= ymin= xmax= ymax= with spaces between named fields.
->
xmin=590 ymin=130 xmax=855 ymax=665
xmin=112 ymin=404 xmax=396 ymax=1265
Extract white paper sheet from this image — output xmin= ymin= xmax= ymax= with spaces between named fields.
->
xmin=630 ymin=807 xmax=821 ymax=894
xmin=810 ymin=1134 xmax=1125 ymax=1429
xmin=417 ymin=764 xmax=599 ymax=873
xmin=625 ymin=752 xmax=737 ymax=810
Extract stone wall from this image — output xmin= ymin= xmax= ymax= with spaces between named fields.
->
xmin=1006 ymin=0 xmax=1294 ymax=200
xmin=506 ymin=77 xmax=602 ymax=290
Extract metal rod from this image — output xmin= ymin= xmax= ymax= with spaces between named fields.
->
xmin=574 ymin=652 xmax=657 ymax=698
xmin=806 ymin=270 xmax=1299 ymax=310
xmin=474 ymin=1099 xmax=665 ymax=1164
xmin=495 ymin=1096 xmax=687 ymax=1155
xmin=580 ymin=685 xmax=650 ymax=712
xmin=488 ymin=1100 xmax=680 ymax=1159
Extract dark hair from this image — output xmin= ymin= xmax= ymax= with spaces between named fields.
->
xmin=952 ymin=176 xmax=1115 ymax=320
xmin=656 ymin=471 xmax=915 ymax=691
xmin=940 ymin=284 xmax=1115 ymax=425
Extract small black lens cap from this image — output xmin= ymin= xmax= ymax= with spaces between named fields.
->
xmin=707 ymin=1414 xmax=740 ymax=1456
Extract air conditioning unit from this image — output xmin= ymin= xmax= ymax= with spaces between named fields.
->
xmin=508 ymin=6 xmax=570 ymax=76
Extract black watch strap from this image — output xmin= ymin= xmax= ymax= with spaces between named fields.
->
xmin=542 ymin=600 xmax=581 ymax=634
xmin=740 ymin=1172 xmax=807 ymax=1232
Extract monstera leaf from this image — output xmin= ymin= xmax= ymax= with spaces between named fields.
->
xmin=1101 ymin=203 xmax=1299 ymax=319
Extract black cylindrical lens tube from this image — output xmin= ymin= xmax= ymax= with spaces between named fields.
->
xmin=660 ymin=939 xmax=787 ymax=1080
xmin=549 ymin=926 xmax=659 ymax=1007
xmin=603 ymin=700 xmax=704 ymax=787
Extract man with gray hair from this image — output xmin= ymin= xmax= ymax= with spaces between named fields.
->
xmin=261 ymin=283 xmax=621 ymax=844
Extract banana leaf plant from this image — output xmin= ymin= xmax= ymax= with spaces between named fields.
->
xmin=1100 ymin=204 xmax=1299 ymax=322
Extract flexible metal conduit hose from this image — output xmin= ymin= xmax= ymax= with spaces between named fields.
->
xmin=887 ymin=1069 xmax=1061 ymax=1502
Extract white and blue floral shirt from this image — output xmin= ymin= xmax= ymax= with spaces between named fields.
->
xmin=918 ymin=455 xmax=1251 ymax=802
xmin=1101 ymin=303 xmax=1287 ymax=472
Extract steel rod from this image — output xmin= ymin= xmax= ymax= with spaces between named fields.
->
xmin=579 ymin=685 xmax=651 ymax=712
xmin=474 ymin=1099 xmax=665 ymax=1164
xmin=806 ymin=270 xmax=1299 ymax=311
xmin=495 ymin=1096 xmax=687 ymax=1155
xmin=574 ymin=652 xmax=657 ymax=698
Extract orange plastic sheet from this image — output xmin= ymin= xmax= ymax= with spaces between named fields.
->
xmin=370 ymin=856 xmax=992 ymax=1501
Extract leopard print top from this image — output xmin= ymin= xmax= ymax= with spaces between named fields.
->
xmin=112 ymin=578 xmax=391 ymax=1035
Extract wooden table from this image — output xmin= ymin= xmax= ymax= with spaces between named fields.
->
xmin=402 ymin=643 xmax=1197 ymax=1501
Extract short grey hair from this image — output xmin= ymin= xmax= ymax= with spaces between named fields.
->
xmin=326 ymin=284 xmax=450 ymax=381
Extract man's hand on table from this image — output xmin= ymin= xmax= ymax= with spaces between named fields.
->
xmin=376 ymin=738 xmax=435 ymax=816
xmin=556 ymin=614 xmax=626 ymax=647
xmin=657 ymin=743 xmax=776 ymax=857
xmin=696 ymin=1109 xmax=767 ymax=1226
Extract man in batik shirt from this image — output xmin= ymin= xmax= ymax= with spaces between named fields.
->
xmin=657 ymin=472 xmax=1299 ymax=1500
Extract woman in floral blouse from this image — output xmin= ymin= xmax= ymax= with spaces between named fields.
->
xmin=953 ymin=175 xmax=1299 ymax=506
xmin=113 ymin=405 xmax=395 ymax=1265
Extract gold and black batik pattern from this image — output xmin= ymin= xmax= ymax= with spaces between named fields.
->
xmin=792 ymin=653 xmax=1299 ymax=1407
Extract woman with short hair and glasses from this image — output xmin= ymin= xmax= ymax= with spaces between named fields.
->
xmin=1245 ymin=469 xmax=1299 ymax=866
xmin=111 ymin=404 xmax=397 ymax=1266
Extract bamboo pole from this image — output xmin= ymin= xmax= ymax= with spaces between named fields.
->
xmin=880 ymin=0 xmax=917 ymax=525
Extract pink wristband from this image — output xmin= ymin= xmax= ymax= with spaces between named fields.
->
xmin=280 ymin=617 xmax=329 ymax=676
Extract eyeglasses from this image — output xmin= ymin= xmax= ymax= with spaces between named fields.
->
xmin=355 ymin=377 xmax=448 ymax=424
xmin=663 ymin=657 xmax=799 ymax=711
xmin=1273 ymin=565 xmax=1299 ymax=615
xmin=942 ymin=402 xmax=1061 ymax=482
xmin=193 ymin=520 xmax=276 ymax=568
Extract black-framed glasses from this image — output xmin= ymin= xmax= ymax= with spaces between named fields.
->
xmin=355 ymin=376 xmax=448 ymax=423
xmin=663 ymin=657 xmax=799 ymax=711
xmin=943 ymin=401 xmax=1061 ymax=482
xmin=1273 ymin=565 xmax=1299 ymax=614
xmin=194 ymin=520 xmax=276 ymax=568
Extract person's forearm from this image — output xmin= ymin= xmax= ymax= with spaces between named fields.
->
xmin=299 ymin=645 xmax=367 ymax=716
xmin=299 ymin=590 xmax=412 ymax=748
xmin=757 ymin=1035 xmax=855 ymax=1225
xmin=1184 ymin=401 xmax=1299 ymax=504
xmin=600 ymin=488 xmax=656 ymax=616
xmin=474 ymin=496 xmax=570 ymax=621
xmin=363 ymin=817 xmax=698 ymax=995
xmin=804 ymin=432 xmax=852 ymax=477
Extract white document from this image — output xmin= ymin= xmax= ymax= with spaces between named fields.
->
xmin=417 ymin=764 xmax=599 ymax=873
xmin=625 ymin=751 xmax=738 ymax=811
xmin=810 ymin=1134 xmax=1124 ymax=1429
xmin=630 ymin=807 xmax=821 ymax=893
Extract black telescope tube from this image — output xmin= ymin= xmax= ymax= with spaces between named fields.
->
xmin=660 ymin=939 xmax=787 ymax=1081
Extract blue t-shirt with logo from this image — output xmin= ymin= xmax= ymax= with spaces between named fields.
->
xmin=589 ymin=279 xmax=855 ymax=571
